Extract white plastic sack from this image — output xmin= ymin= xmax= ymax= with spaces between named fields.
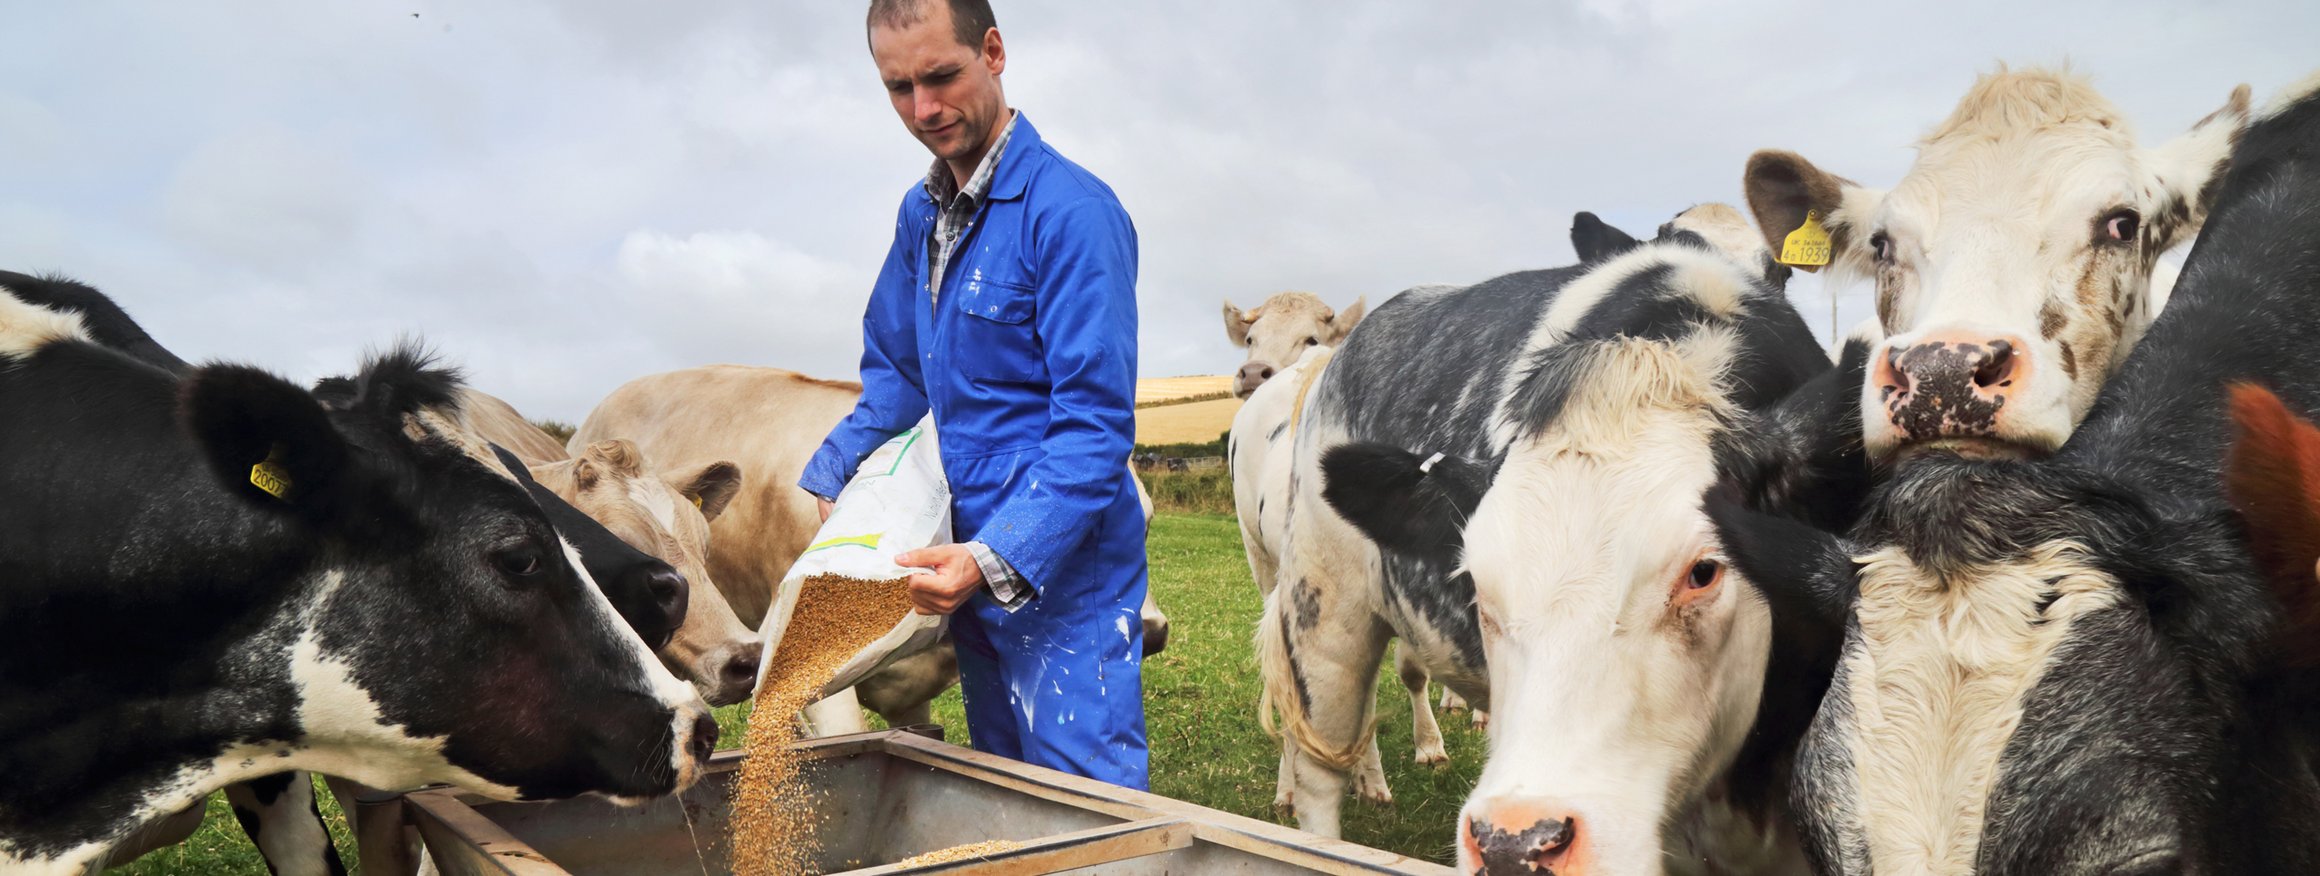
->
xmin=753 ymin=415 xmax=952 ymax=701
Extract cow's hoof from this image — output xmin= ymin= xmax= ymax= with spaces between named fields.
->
xmin=1416 ymin=748 xmax=1450 ymax=767
xmin=1471 ymin=710 xmax=1490 ymax=730
xmin=1440 ymin=689 xmax=1469 ymax=712
xmin=1358 ymin=787 xmax=1395 ymax=806
xmin=1272 ymin=794 xmax=1293 ymax=816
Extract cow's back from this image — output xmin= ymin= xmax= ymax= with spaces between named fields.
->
xmin=575 ymin=365 xmax=862 ymax=627
xmin=1309 ymin=268 xmax=1581 ymax=462
xmin=461 ymin=388 xmax=571 ymax=464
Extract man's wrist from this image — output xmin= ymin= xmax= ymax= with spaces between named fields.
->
xmin=965 ymin=541 xmax=1031 ymax=610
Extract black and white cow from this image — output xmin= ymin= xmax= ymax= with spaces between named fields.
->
xmin=1259 ymin=203 xmax=1874 ymax=873
xmin=1713 ymin=74 xmax=2320 ymax=876
xmin=0 ymin=287 xmax=715 ymax=873
xmin=6 ymin=273 xmax=699 ymax=875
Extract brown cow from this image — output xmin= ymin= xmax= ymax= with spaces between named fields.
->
xmin=462 ymin=389 xmax=760 ymax=707
xmin=574 ymin=365 xmax=1171 ymax=731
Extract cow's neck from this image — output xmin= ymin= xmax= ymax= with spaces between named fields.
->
xmin=1668 ymin=778 xmax=1809 ymax=876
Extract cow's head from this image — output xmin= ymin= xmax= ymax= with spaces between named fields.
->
xmin=531 ymin=439 xmax=757 ymax=706
xmin=494 ymin=444 xmax=688 ymax=653
xmin=1223 ymin=291 xmax=1366 ymax=398
xmin=1700 ymin=385 xmax=2320 ymax=874
xmin=1322 ymin=225 xmax=1800 ymax=874
xmin=189 ymin=348 xmax=714 ymax=803
xmin=1746 ymin=67 xmax=2250 ymax=462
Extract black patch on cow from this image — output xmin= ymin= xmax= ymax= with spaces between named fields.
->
xmin=489 ymin=443 xmax=687 ymax=651
xmin=1291 ymin=578 xmax=1322 ymax=632
xmin=1570 ymin=211 xmax=1641 ymax=263
xmin=1319 ymin=443 xmax=1490 ymax=564
xmin=242 ymin=772 xmax=294 ymax=808
xmin=0 ymin=271 xmax=190 ymax=374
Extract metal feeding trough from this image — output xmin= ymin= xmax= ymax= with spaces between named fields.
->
xmin=408 ymin=727 xmax=1453 ymax=875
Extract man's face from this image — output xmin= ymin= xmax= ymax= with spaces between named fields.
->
xmin=871 ymin=5 xmax=1006 ymax=166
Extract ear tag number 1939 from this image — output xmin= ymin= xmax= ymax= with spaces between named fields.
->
xmin=1780 ymin=210 xmax=1833 ymax=270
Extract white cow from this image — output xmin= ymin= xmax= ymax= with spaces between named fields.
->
xmin=1743 ymin=65 xmax=2249 ymax=463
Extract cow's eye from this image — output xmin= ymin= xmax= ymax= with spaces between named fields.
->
xmin=493 ymin=545 xmax=545 ymax=582
xmin=1687 ymin=560 xmax=1721 ymax=589
xmin=2100 ymin=209 xmax=2141 ymax=244
xmin=1305 ymin=336 xmax=1319 ymax=347
xmin=1869 ymin=231 xmax=1894 ymax=263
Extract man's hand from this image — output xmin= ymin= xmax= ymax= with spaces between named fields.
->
xmin=816 ymin=496 xmax=835 ymax=523
xmin=895 ymin=545 xmax=985 ymax=615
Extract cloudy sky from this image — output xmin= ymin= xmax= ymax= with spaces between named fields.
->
xmin=5 ymin=2 xmax=2314 ymax=422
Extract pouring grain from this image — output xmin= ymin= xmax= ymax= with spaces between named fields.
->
xmin=729 ymin=574 xmax=915 ymax=876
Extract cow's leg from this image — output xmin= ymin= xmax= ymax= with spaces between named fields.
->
xmin=855 ymin=648 xmax=958 ymax=729
xmin=100 ymin=798 xmax=209 ymax=869
xmin=1440 ymin=687 xmax=1469 ymax=712
xmin=324 ymin=776 xmax=421 ymax=876
xmin=1473 ymin=708 xmax=1490 ymax=729
xmin=225 ymin=773 xmax=348 ymax=876
xmin=1395 ymin=644 xmax=1449 ymax=766
xmin=1259 ymin=578 xmax=1393 ymax=838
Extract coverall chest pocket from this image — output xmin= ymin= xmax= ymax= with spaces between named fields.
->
xmin=950 ymin=272 xmax=1042 ymax=384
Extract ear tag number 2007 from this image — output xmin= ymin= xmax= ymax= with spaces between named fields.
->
xmin=250 ymin=446 xmax=293 ymax=501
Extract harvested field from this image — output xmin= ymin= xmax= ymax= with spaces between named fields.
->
xmin=1135 ymin=375 xmax=1232 ymax=406
xmin=1135 ymin=396 xmax=1241 ymax=446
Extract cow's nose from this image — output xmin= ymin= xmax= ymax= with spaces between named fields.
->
xmin=1236 ymin=361 xmax=1277 ymax=396
xmin=690 ymin=711 xmax=720 ymax=762
xmin=647 ymin=567 xmax=689 ymax=629
xmin=1874 ymin=330 xmax=2029 ymax=444
xmin=1462 ymin=798 xmax=1585 ymax=874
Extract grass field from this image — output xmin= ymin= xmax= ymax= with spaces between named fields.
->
xmin=127 ymin=512 xmax=1483 ymax=872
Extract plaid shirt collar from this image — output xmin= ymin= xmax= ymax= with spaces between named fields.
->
xmin=923 ymin=109 xmax=1018 ymax=214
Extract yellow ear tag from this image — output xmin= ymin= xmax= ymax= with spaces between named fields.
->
xmin=1779 ymin=210 xmax=1833 ymax=271
xmin=249 ymin=446 xmax=293 ymax=501
xmin=691 ymin=494 xmax=704 ymax=510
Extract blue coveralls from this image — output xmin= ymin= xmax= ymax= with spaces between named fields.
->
xmin=799 ymin=116 xmax=1149 ymax=790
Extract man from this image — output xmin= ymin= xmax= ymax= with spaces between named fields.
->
xmin=798 ymin=0 xmax=1148 ymax=789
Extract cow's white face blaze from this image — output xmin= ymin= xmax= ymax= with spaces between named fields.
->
xmin=1222 ymin=291 xmax=1365 ymax=398
xmin=1746 ymin=68 xmax=2250 ymax=462
xmin=1456 ymin=340 xmax=1774 ymax=876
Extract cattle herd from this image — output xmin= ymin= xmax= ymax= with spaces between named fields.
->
xmin=0 ymin=64 xmax=2315 ymax=876
xmin=1231 ymin=68 xmax=2320 ymax=875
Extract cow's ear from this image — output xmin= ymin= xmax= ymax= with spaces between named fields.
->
xmin=1570 ymin=212 xmax=1641 ymax=264
xmin=1742 ymin=150 xmax=1881 ymax=279
xmin=2224 ymin=382 xmax=2320 ymax=669
xmin=182 ymin=364 xmax=362 ymax=522
xmin=1320 ymin=442 xmax=1488 ymax=562
xmin=2142 ymin=83 xmax=2251 ymax=250
xmin=670 ymin=460 xmax=744 ymax=521
xmin=1705 ymin=485 xmax=1857 ymax=634
xmin=1223 ymin=299 xmax=1257 ymax=348
xmin=1327 ymin=296 xmax=1367 ymax=343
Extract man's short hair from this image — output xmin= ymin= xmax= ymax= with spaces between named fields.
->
xmin=867 ymin=0 xmax=998 ymax=48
